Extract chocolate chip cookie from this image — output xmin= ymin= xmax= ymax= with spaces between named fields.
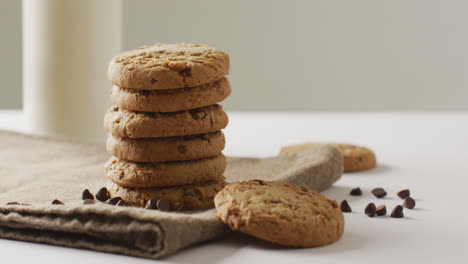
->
xmin=108 ymin=43 xmax=230 ymax=90
xmin=107 ymin=177 xmax=226 ymax=210
xmin=214 ymin=180 xmax=344 ymax=247
xmin=106 ymin=131 xmax=225 ymax=162
xmin=104 ymin=104 xmax=228 ymax=138
xmin=111 ymin=77 xmax=231 ymax=112
xmin=106 ymin=154 xmax=226 ymax=187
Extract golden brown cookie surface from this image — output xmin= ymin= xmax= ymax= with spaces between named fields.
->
xmin=111 ymin=77 xmax=231 ymax=112
xmin=106 ymin=154 xmax=226 ymax=188
xmin=108 ymin=43 xmax=230 ymax=90
xmin=107 ymin=177 xmax=226 ymax=210
xmin=104 ymin=104 xmax=228 ymax=138
xmin=214 ymin=180 xmax=344 ymax=247
xmin=106 ymin=131 xmax=225 ymax=162
xmin=280 ymin=143 xmax=376 ymax=172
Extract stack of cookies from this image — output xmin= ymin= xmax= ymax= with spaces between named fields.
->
xmin=104 ymin=44 xmax=231 ymax=211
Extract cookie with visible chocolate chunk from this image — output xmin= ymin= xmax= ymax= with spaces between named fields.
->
xmin=214 ymin=180 xmax=344 ymax=247
xmin=280 ymin=143 xmax=376 ymax=172
xmin=106 ymin=154 xmax=226 ymax=187
xmin=104 ymin=104 xmax=228 ymax=138
xmin=111 ymin=77 xmax=231 ymax=113
xmin=107 ymin=177 xmax=226 ymax=210
xmin=108 ymin=43 xmax=230 ymax=90
xmin=106 ymin=131 xmax=225 ymax=162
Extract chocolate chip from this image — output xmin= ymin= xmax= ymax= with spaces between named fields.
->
xmin=376 ymin=205 xmax=387 ymax=216
xmin=178 ymin=145 xmax=187 ymax=154
xmin=115 ymin=199 xmax=125 ymax=206
xmin=157 ymin=198 xmax=171 ymax=211
xmin=108 ymin=197 xmax=123 ymax=205
xmin=403 ymin=197 xmax=416 ymax=209
xmin=391 ymin=205 xmax=404 ymax=218
xmin=365 ymin=202 xmax=377 ymax=217
xmin=83 ymin=199 xmax=95 ymax=205
xmin=95 ymin=187 xmax=109 ymax=202
xmin=151 ymin=78 xmax=157 ymax=84
xmin=350 ymin=187 xmax=362 ymax=196
xmin=397 ymin=189 xmax=410 ymax=199
xmin=51 ymin=199 xmax=64 ymax=205
xmin=340 ymin=200 xmax=352 ymax=212
xmin=82 ymin=189 xmax=94 ymax=200
xmin=145 ymin=199 xmax=157 ymax=209
xmin=179 ymin=67 xmax=191 ymax=77
xmin=371 ymin=187 xmax=387 ymax=198
xmin=113 ymin=106 xmax=119 ymax=111
xmin=6 ymin=202 xmax=20 ymax=205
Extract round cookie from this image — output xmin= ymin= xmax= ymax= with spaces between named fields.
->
xmin=106 ymin=131 xmax=225 ymax=162
xmin=106 ymin=154 xmax=226 ymax=187
xmin=111 ymin=77 xmax=231 ymax=112
xmin=108 ymin=43 xmax=230 ymax=90
xmin=107 ymin=177 xmax=226 ymax=210
xmin=214 ymin=180 xmax=344 ymax=247
xmin=280 ymin=143 xmax=377 ymax=172
xmin=104 ymin=104 xmax=228 ymax=138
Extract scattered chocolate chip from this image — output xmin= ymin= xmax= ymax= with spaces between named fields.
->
xmin=82 ymin=189 xmax=94 ymax=200
xmin=108 ymin=197 xmax=123 ymax=205
xmin=83 ymin=199 xmax=95 ymax=205
xmin=52 ymin=199 xmax=64 ymax=205
xmin=113 ymin=106 xmax=119 ymax=111
xmin=145 ymin=199 xmax=157 ymax=209
xmin=115 ymin=199 xmax=125 ymax=206
xmin=376 ymin=205 xmax=387 ymax=216
xmin=391 ymin=205 xmax=404 ymax=218
xmin=95 ymin=187 xmax=109 ymax=202
xmin=403 ymin=197 xmax=416 ymax=209
xmin=151 ymin=78 xmax=157 ymax=84
xmin=177 ymin=145 xmax=187 ymax=154
xmin=157 ymin=198 xmax=171 ymax=211
xmin=365 ymin=202 xmax=377 ymax=217
xmin=340 ymin=200 xmax=352 ymax=212
xmin=6 ymin=202 xmax=20 ymax=205
xmin=371 ymin=187 xmax=387 ymax=198
xmin=397 ymin=189 xmax=410 ymax=199
xmin=350 ymin=187 xmax=362 ymax=196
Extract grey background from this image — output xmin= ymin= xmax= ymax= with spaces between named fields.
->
xmin=2 ymin=0 xmax=467 ymax=111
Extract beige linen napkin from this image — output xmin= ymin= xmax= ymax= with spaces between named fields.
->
xmin=0 ymin=130 xmax=342 ymax=259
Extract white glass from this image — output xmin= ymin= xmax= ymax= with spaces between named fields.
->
xmin=22 ymin=0 xmax=122 ymax=143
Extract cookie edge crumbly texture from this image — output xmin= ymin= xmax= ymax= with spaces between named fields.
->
xmin=214 ymin=180 xmax=345 ymax=247
xmin=108 ymin=43 xmax=230 ymax=90
xmin=280 ymin=143 xmax=377 ymax=172
xmin=106 ymin=154 xmax=226 ymax=187
xmin=106 ymin=131 xmax=225 ymax=162
xmin=104 ymin=104 xmax=229 ymax=138
xmin=111 ymin=77 xmax=231 ymax=112
xmin=107 ymin=177 xmax=226 ymax=210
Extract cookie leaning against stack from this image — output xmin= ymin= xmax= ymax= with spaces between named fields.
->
xmin=104 ymin=43 xmax=231 ymax=210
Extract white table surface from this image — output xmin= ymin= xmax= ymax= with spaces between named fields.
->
xmin=0 ymin=110 xmax=467 ymax=263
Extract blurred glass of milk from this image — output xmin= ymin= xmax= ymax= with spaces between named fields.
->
xmin=22 ymin=0 xmax=122 ymax=143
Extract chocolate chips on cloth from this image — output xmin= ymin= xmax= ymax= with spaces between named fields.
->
xmin=0 ymin=130 xmax=342 ymax=259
